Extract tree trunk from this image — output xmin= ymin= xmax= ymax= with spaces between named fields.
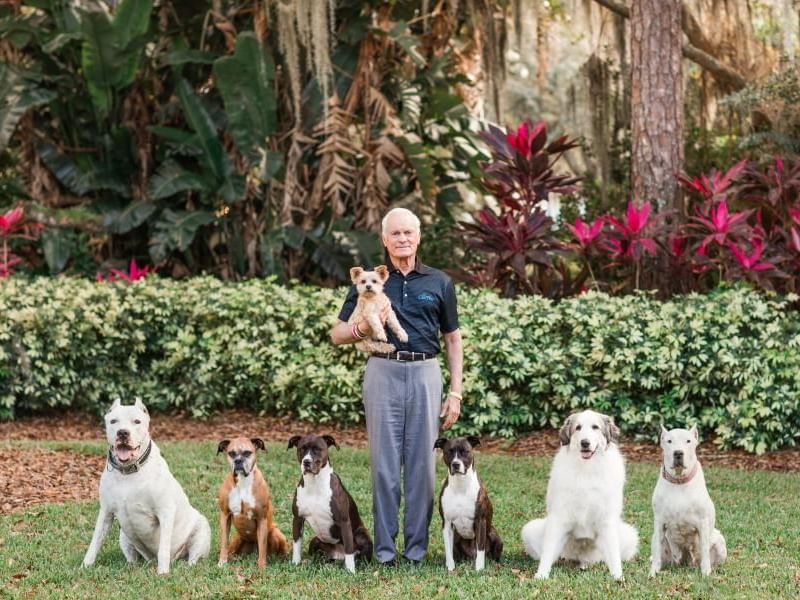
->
xmin=630 ymin=0 xmax=683 ymax=210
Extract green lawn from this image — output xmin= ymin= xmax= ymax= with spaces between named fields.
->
xmin=2 ymin=440 xmax=799 ymax=599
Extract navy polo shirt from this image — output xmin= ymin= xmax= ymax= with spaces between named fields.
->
xmin=337 ymin=260 xmax=459 ymax=355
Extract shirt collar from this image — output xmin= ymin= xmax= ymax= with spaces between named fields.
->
xmin=384 ymin=252 xmax=433 ymax=275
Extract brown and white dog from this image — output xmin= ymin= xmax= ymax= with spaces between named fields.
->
xmin=288 ymin=434 xmax=373 ymax=573
xmin=217 ymin=437 xmax=289 ymax=568
xmin=434 ymin=436 xmax=503 ymax=572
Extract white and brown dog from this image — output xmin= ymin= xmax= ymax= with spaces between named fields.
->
xmin=217 ymin=437 xmax=289 ymax=568
xmin=521 ymin=410 xmax=638 ymax=580
xmin=348 ymin=265 xmax=408 ymax=353
xmin=650 ymin=425 xmax=727 ymax=577
xmin=288 ymin=434 xmax=372 ymax=573
xmin=434 ymin=436 xmax=503 ymax=572
xmin=82 ymin=399 xmax=210 ymax=574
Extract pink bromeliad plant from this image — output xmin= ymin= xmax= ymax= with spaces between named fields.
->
xmin=96 ymin=258 xmax=153 ymax=283
xmin=0 ymin=205 xmax=34 ymax=278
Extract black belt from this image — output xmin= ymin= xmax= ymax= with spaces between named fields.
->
xmin=372 ymin=351 xmax=436 ymax=362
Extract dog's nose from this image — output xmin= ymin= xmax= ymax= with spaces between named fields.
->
xmin=302 ymin=458 xmax=312 ymax=467
xmin=674 ymin=450 xmax=684 ymax=459
xmin=365 ymin=284 xmax=372 ymax=290
xmin=580 ymin=439 xmax=590 ymax=449
xmin=117 ymin=429 xmax=130 ymax=440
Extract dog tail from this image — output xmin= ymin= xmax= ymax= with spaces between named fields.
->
xmin=268 ymin=526 xmax=289 ymax=556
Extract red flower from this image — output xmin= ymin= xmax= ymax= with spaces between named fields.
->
xmin=566 ymin=217 xmax=603 ymax=247
xmin=506 ymin=121 xmax=546 ymax=158
xmin=97 ymin=258 xmax=152 ymax=282
xmin=693 ymin=199 xmax=751 ymax=251
xmin=727 ymin=239 xmax=773 ymax=271
xmin=603 ymin=201 xmax=658 ymax=258
xmin=0 ymin=206 xmax=24 ymax=237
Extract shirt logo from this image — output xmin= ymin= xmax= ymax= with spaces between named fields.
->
xmin=417 ymin=292 xmax=435 ymax=303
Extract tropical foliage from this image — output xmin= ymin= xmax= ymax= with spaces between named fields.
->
xmin=3 ymin=277 xmax=799 ymax=453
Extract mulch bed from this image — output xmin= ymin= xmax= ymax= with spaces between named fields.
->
xmin=2 ymin=410 xmax=798 ymax=515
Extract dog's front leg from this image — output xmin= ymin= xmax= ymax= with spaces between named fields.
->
xmin=82 ymin=504 xmax=113 ymax=567
xmin=292 ymin=516 xmax=304 ymax=565
xmin=475 ymin=518 xmax=487 ymax=571
xmin=340 ymin=519 xmax=356 ymax=573
xmin=256 ymin=516 xmax=269 ymax=568
xmin=385 ymin=309 xmax=408 ymax=342
xmin=366 ymin=312 xmax=388 ymax=342
xmin=534 ymin=518 xmax=566 ymax=580
xmin=649 ymin=516 xmax=663 ymax=577
xmin=698 ymin=519 xmax=712 ymax=576
xmin=218 ymin=512 xmax=231 ymax=566
xmin=601 ymin=521 xmax=623 ymax=581
xmin=156 ymin=505 xmax=176 ymax=575
xmin=443 ymin=521 xmax=455 ymax=571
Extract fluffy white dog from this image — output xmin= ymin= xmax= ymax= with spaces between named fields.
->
xmin=650 ymin=425 xmax=727 ymax=577
xmin=521 ymin=410 xmax=639 ymax=580
xmin=82 ymin=399 xmax=210 ymax=574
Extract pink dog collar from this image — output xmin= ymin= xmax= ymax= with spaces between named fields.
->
xmin=661 ymin=462 xmax=698 ymax=485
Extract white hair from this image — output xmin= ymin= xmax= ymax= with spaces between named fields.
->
xmin=381 ymin=207 xmax=421 ymax=235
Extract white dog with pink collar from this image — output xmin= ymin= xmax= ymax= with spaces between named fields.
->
xmin=650 ymin=425 xmax=727 ymax=577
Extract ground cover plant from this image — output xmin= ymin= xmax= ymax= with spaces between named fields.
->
xmin=1 ymin=439 xmax=799 ymax=599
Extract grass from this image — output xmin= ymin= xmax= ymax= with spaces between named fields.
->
xmin=2 ymin=440 xmax=799 ymax=599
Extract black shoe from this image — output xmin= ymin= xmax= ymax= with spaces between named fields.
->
xmin=402 ymin=556 xmax=422 ymax=567
xmin=379 ymin=558 xmax=398 ymax=568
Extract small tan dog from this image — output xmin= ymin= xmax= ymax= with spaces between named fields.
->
xmin=217 ymin=437 xmax=289 ymax=568
xmin=348 ymin=265 xmax=408 ymax=353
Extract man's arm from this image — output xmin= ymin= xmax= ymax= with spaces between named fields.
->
xmin=330 ymin=305 xmax=390 ymax=345
xmin=440 ymin=328 xmax=463 ymax=429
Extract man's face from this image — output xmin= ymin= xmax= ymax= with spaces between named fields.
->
xmin=382 ymin=212 xmax=420 ymax=260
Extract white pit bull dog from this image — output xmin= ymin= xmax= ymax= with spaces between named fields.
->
xmin=650 ymin=425 xmax=727 ymax=577
xmin=82 ymin=399 xmax=211 ymax=574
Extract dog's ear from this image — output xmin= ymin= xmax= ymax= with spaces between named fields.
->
xmin=433 ymin=437 xmax=448 ymax=450
xmin=559 ymin=414 xmax=574 ymax=446
xmin=134 ymin=397 xmax=148 ymax=414
xmin=322 ymin=435 xmax=339 ymax=450
xmin=217 ymin=440 xmax=230 ymax=454
xmin=689 ymin=424 xmax=699 ymax=441
xmin=466 ymin=436 xmax=481 ymax=449
xmin=350 ymin=266 xmax=364 ymax=282
xmin=374 ymin=265 xmax=389 ymax=281
xmin=603 ymin=415 xmax=620 ymax=445
xmin=287 ymin=435 xmax=302 ymax=449
xmin=107 ymin=398 xmax=121 ymax=413
xmin=251 ymin=438 xmax=265 ymax=451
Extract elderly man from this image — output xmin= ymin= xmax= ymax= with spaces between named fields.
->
xmin=330 ymin=207 xmax=463 ymax=566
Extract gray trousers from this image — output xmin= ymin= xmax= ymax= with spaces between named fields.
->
xmin=363 ymin=356 xmax=442 ymax=563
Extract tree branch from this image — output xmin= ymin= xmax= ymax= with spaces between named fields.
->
xmin=592 ymin=0 xmax=748 ymax=90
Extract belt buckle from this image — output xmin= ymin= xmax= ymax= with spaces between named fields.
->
xmin=396 ymin=351 xmax=409 ymax=362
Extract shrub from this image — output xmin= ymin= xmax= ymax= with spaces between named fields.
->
xmin=1 ymin=278 xmax=799 ymax=452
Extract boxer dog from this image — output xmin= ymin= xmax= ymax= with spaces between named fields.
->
xmin=434 ymin=436 xmax=503 ymax=572
xmin=217 ymin=437 xmax=289 ymax=568
xmin=82 ymin=399 xmax=210 ymax=574
xmin=288 ymin=434 xmax=372 ymax=573
xmin=650 ymin=425 xmax=727 ymax=577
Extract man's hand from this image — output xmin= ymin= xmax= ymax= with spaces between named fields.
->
xmin=440 ymin=394 xmax=461 ymax=430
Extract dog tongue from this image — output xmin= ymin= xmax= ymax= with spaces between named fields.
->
xmin=116 ymin=446 xmax=134 ymax=462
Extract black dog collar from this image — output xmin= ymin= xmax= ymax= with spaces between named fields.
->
xmin=107 ymin=441 xmax=153 ymax=475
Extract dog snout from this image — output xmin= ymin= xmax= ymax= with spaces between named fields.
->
xmin=580 ymin=439 xmax=591 ymax=450
xmin=117 ymin=429 xmax=130 ymax=441
xmin=673 ymin=450 xmax=684 ymax=460
xmin=302 ymin=458 xmax=312 ymax=468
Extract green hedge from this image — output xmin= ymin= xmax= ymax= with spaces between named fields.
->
xmin=2 ymin=278 xmax=799 ymax=452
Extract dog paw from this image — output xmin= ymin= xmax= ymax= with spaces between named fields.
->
xmin=397 ymin=330 xmax=409 ymax=343
xmin=81 ymin=559 xmax=92 ymax=569
xmin=374 ymin=333 xmax=388 ymax=342
xmin=218 ymin=559 xmax=227 ymax=567
xmin=533 ymin=571 xmax=549 ymax=580
xmin=446 ymin=561 xmax=456 ymax=572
